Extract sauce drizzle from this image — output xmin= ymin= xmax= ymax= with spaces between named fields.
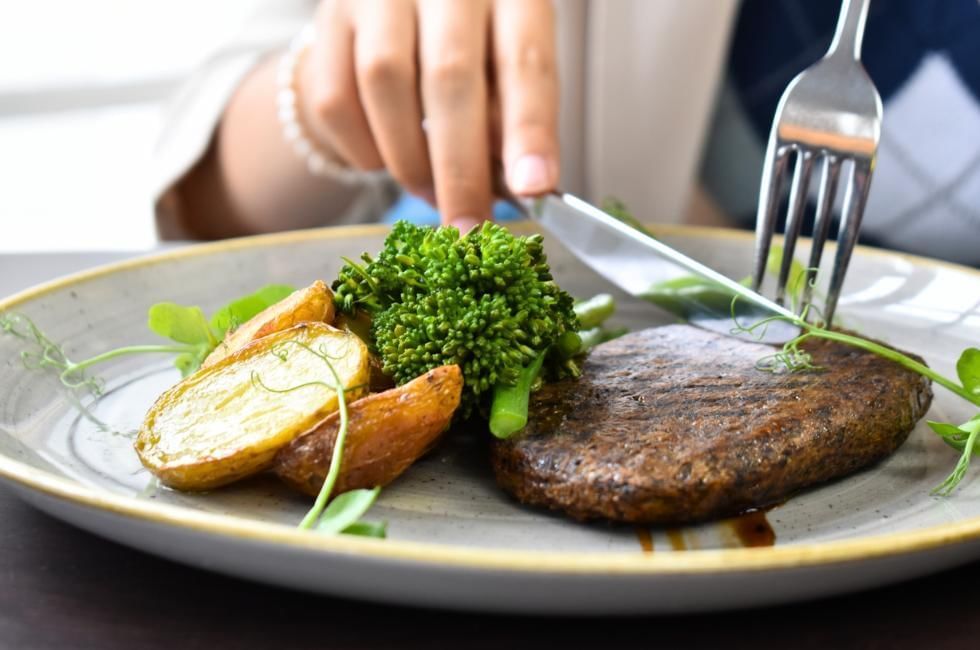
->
xmin=728 ymin=509 xmax=776 ymax=547
xmin=665 ymin=529 xmax=687 ymax=551
xmin=635 ymin=527 xmax=654 ymax=553
xmin=636 ymin=508 xmax=777 ymax=553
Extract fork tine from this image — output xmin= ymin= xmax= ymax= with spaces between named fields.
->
xmin=800 ymin=155 xmax=842 ymax=315
xmin=775 ymin=150 xmax=815 ymax=306
xmin=751 ymin=142 xmax=792 ymax=291
xmin=824 ymin=159 xmax=873 ymax=325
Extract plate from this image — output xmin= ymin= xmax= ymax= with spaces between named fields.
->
xmin=1 ymin=223 xmax=979 ymax=615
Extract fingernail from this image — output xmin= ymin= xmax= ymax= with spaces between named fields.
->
xmin=450 ymin=216 xmax=483 ymax=235
xmin=509 ymin=154 xmax=552 ymax=195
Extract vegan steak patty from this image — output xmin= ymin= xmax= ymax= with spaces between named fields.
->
xmin=490 ymin=324 xmax=933 ymax=524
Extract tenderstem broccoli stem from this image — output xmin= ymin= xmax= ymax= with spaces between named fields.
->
xmin=489 ymin=352 xmax=546 ymax=439
xmin=554 ymin=331 xmax=583 ymax=359
xmin=574 ymin=294 xmax=615 ymax=329
xmin=578 ymin=326 xmax=629 ymax=353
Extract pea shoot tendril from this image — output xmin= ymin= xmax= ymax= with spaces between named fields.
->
xmin=1 ymin=294 xmax=385 ymax=536
xmin=732 ymin=294 xmax=980 ymax=496
xmin=251 ymin=339 xmax=386 ymax=537
xmin=0 ymin=312 xmax=189 ymax=395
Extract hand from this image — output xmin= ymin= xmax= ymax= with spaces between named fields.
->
xmin=297 ymin=0 xmax=559 ymax=231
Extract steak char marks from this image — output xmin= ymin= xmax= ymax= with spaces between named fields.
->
xmin=490 ymin=325 xmax=933 ymax=524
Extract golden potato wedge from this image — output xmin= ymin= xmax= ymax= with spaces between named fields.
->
xmin=202 ymin=280 xmax=335 ymax=368
xmin=136 ymin=322 xmax=369 ymax=490
xmin=273 ymin=365 xmax=463 ymax=497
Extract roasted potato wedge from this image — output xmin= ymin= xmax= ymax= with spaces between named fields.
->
xmin=274 ymin=365 xmax=463 ymax=497
xmin=137 ymin=322 xmax=369 ymax=490
xmin=202 ymin=280 xmax=334 ymax=368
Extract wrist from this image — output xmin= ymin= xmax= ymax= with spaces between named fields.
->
xmin=277 ymin=26 xmax=354 ymax=180
xmin=293 ymin=44 xmax=335 ymax=161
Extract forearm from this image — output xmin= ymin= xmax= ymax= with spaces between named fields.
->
xmin=175 ymin=55 xmax=370 ymax=239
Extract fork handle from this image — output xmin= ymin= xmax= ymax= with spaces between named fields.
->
xmin=827 ymin=0 xmax=871 ymax=62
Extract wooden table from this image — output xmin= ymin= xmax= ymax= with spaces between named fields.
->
xmin=2 ymin=252 xmax=979 ymax=649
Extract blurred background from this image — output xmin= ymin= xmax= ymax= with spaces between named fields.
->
xmin=4 ymin=1 xmax=977 ymax=267
xmin=0 ymin=0 xmax=262 ymax=252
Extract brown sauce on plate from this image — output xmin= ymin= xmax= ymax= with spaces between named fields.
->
xmin=728 ymin=509 xmax=776 ymax=548
xmin=636 ymin=507 xmax=777 ymax=552
xmin=635 ymin=527 xmax=654 ymax=553
xmin=666 ymin=528 xmax=687 ymax=551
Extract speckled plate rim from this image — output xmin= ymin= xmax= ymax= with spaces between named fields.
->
xmin=1 ymin=223 xmax=978 ymax=576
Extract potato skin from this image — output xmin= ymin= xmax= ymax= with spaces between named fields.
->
xmin=202 ymin=280 xmax=335 ymax=369
xmin=137 ymin=322 xmax=369 ymax=491
xmin=274 ymin=365 xmax=463 ymax=497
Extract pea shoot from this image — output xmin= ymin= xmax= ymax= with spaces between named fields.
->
xmin=607 ymin=197 xmax=980 ymax=495
xmin=2 ymin=284 xmax=390 ymax=536
xmin=736 ymin=305 xmax=980 ymax=495
xmin=644 ymin=256 xmax=980 ymax=494
xmin=251 ymin=339 xmax=386 ymax=537
xmin=0 ymin=285 xmax=295 ymax=394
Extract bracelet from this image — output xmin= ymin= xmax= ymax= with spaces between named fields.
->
xmin=276 ymin=25 xmax=358 ymax=182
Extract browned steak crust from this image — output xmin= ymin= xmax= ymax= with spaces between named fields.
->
xmin=490 ymin=324 xmax=933 ymax=524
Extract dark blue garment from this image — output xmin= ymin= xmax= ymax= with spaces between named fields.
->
xmin=730 ymin=0 xmax=980 ymax=140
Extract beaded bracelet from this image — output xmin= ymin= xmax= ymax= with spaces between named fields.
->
xmin=276 ymin=25 xmax=358 ymax=182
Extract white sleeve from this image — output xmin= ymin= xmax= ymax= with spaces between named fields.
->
xmin=583 ymin=0 xmax=738 ymax=224
xmin=151 ymin=0 xmax=396 ymax=239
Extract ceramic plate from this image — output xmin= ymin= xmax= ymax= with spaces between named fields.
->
xmin=1 ymin=224 xmax=979 ymax=614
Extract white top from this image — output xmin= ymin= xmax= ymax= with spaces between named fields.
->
xmin=153 ymin=0 xmax=738 ymax=238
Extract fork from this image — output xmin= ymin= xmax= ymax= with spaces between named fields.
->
xmin=751 ymin=0 xmax=882 ymax=326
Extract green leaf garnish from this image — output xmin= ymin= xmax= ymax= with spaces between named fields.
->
xmin=149 ymin=286 xmax=298 ymax=375
xmin=928 ymin=420 xmax=970 ymax=443
xmin=209 ymin=284 xmax=295 ymax=338
xmin=173 ymin=350 xmax=206 ymax=377
xmin=147 ymin=303 xmax=216 ymax=347
xmin=315 ymin=487 xmax=382 ymax=534
xmin=140 ymin=286 xmax=301 ymax=376
xmin=928 ymin=416 xmax=980 ymax=452
xmin=932 ymin=419 xmax=980 ymax=496
xmin=956 ymin=348 xmax=980 ymax=397
xmin=341 ymin=520 xmax=388 ymax=538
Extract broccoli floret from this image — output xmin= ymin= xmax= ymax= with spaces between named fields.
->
xmin=333 ymin=221 xmax=579 ymax=413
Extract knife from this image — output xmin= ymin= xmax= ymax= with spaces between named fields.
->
xmin=520 ymin=192 xmax=801 ymax=342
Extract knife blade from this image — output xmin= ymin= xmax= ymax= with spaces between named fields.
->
xmin=523 ymin=192 xmax=801 ymax=342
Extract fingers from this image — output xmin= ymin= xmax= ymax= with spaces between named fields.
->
xmin=493 ymin=0 xmax=559 ymax=196
xmin=353 ymin=0 xmax=433 ymax=197
xmin=303 ymin=0 xmax=552 ymax=226
xmin=418 ymin=0 xmax=494 ymax=228
xmin=304 ymin=0 xmax=383 ymax=170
